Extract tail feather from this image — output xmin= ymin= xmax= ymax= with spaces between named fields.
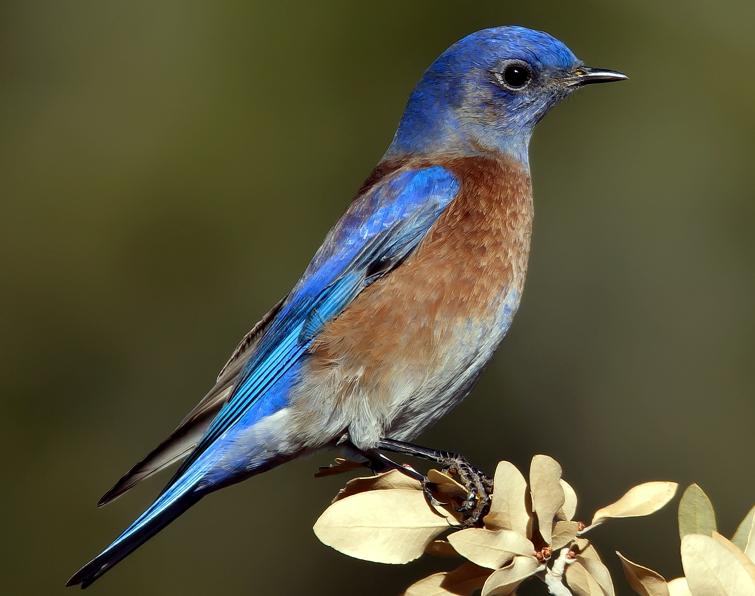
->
xmin=97 ymin=385 xmax=234 ymax=507
xmin=67 ymin=483 xmax=202 ymax=588
xmin=96 ymin=419 xmax=209 ymax=507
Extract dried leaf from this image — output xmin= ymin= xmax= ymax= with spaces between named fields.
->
xmin=666 ymin=578 xmax=692 ymax=596
xmin=314 ymin=488 xmax=456 ymax=564
xmin=484 ymin=461 xmax=530 ymax=537
xmin=558 ymin=479 xmax=578 ymax=521
xmin=405 ymin=573 xmax=453 ymax=596
xmin=565 ymin=560 xmax=604 ymax=595
xmin=551 ymin=521 xmax=580 ymax=550
xmin=732 ymin=505 xmax=755 ymax=562
xmin=529 ymin=455 xmax=564 ymax=543
xmin=573 ymin=537 xmax=591 ymax=552
xmin=404 ymin=562 xmax=491 ymax=596
xmin=678 ymin=484 xmax=717 ymax=539
xmin=315 ymin=456 xmax=364 ymax=477
xmin=447 ymin=528 xmax=534 ymax=570
xmin=333 ymin=469 xmax=421 ymax=502
xmin=591 ymin=482 xmax=678 ymax=525
xmin=616 ymin=551 xmax=668 ymax=596
xmin=481 ymin=556 xmax=539 ymax=596
xmin=578 ymin=545 xmax=615 ymax=596
xmin=425 ymin=539 xmax=460 ymax=558
xmin=681 ymin=534 xmax=755 ymax=595
xmin=428 ymin=469 xmax=468 ymax=499
xmin=711 ymin=532 xmax=755 ymax=584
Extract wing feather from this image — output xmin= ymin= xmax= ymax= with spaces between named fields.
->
xmin=98 ymin=298 xmax=285 ymax=505
xmin=171 ymin=165 xmax=460 ymax=479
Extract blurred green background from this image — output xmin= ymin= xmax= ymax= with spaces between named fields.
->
xmin=2 ymin=1 xmax=753 ymax=594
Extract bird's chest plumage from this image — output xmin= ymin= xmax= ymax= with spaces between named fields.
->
xmin=289 ymin=155 xmax=533 ymax=449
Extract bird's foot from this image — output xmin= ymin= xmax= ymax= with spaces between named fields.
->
xmin=439 ymin=455 xmax=493 ymax=526
xmin=374 ymin=438 xmax=492 ymax=526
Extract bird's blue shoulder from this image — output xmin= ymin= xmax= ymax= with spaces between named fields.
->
xmin=287 ymin=164 xmax=460 ymax=310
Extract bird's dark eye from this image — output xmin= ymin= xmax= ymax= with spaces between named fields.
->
xmin=497 ymin=62 xmax=532 ymax=90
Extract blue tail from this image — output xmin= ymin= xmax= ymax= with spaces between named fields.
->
xmin=67 ymin=474 xmax=203 ymax=588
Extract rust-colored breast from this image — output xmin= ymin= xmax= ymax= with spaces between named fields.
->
xmin=309 ymin=154 xmax=533 ymax=380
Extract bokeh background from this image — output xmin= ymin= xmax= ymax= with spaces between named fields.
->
xmin=2 ymin=1 xmax=754 ymax=594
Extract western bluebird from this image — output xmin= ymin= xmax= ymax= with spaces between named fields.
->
xmin=68 ymin=26 xmax=625 ymax=588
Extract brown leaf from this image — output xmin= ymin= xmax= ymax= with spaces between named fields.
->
xmin=529 ymin=455 xmax=564 ymax=544
xmin=565 ymin=560 xmax=605 ymax=595
xmin=678 ymin=484 xmax=717 ymax=539
xmin=480 ymin=556 xmax=539 ymax=596
xmin=558 ymin=479 xmax=578 ymax=521
xmin=428 ymin=469 xmax=468 ymax=499
xmin=425 ymin=539 xmax=460 ymax=558
xmin=333 ymin=469 xmax=421 ymax=503
xmin=551 ymin=521 xmax=580 ymax=550
xmin=681 ymin=534 xmax=755 ymax=595
xmin=573 ymin=537 xmax=591 ymax=552
xmin=313 ymin=488 xmax=456 ymax=564
xmin=404 ymin=562 xmax=491 ymax=596
xmin=447 ymin=528 xmax=534 ymax=570
xmin=732 ymin=505 xmax=755 ymax=563
xmin=591 ymin=482 xmax=678 ymax=525
xmin=578 ymin=545 xmax=615 ymax=596
xmin=616 ymin=552 xmax=667 ymax=596
xmin=484 ymin=461 xmax=530 ymax=537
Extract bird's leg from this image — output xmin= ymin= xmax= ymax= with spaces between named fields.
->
xmin=342 ymin=441 xmax=447 ymax=512
xmin=364 ymin=450 xmax=423 ymax=479
xmin=372 ymin=451 xmax=448 ymax=511
xmin=377 ymin=438 xmax=493 ymax=525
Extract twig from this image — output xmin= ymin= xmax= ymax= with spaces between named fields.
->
xmin=538 ymin=547 xmax=574 ymax=595
xmin=577 ymin=521 xmax=603 ymax=536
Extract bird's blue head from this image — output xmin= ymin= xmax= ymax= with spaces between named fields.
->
xmin=385 ymin=26 xmax=626 ymax=164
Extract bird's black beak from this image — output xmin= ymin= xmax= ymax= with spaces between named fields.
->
xmin=568 ymin=66 xmax=628 ymax=87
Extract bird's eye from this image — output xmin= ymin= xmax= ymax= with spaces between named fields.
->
xmin=496 ymin=61 xmax=533 ymax=90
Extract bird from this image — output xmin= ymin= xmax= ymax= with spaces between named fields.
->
xmin=67 ymin=25 xmax=626 ymax=588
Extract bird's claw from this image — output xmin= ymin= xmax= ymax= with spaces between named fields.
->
xmin=456 ymin=483 xmax=478 ymax=514
xmin=440 ymin=456 xmax=492 ymax=527
xmin=421 ymin=477 xmax=448 ymax=513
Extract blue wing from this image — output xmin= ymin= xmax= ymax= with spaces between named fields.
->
xmin=66 ymin=164 xmax=461 ymax=588
xmin=173 ymin=165 xmax=460 ymax=477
